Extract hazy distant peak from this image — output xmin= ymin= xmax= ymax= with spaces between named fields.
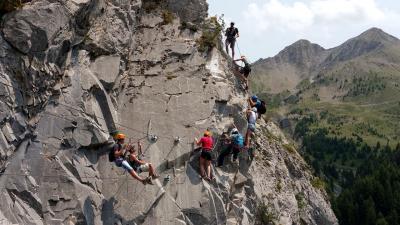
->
xmin=357 ymin=27 xmax=399 ymax=43
xmin=284 ymin=39 xmax=325 ymax=51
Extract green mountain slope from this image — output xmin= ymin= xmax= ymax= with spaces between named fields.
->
xmin=251 ymin=27 xmax=400 ymax=225
xmin=252 ymin=27 xmax=400 ymax=147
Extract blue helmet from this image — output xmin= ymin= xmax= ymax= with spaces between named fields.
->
xmin=251 ymin=95 xmax=258 ymax=102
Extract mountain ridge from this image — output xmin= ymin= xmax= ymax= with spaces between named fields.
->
xmin=251 ymin=27 xmax=400 ymax=94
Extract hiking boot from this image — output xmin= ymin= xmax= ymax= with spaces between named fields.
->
xmin=142 ymin=176 xmax=153 ymax=185
xmin=146 ymin=177 xmax=154 ymax=185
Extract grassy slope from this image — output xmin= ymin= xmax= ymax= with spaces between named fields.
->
xmin=292 ymin=100 xmax=400 ymax=147
xmin=261 ymin=51 xmax=400 ymax=148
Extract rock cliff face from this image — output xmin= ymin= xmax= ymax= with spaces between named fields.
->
xmin=0 ymin=1 xmax=337 ymax=224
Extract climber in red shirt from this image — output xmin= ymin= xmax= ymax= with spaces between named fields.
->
xmin=194 ymin=131 xmax=214 ymax=181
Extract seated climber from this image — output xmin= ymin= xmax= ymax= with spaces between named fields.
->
xmin=233 ymin=56 xmax=251 ymax=90
xmin=127 ymin=141 xmax=159 ymax=180
xmin=245 ymin=107 xmax=258 ymax=148
xmin=109 ymin=133 xmax=152 ymax=185
xmin=217 ymin=128 xmax=244 ymax=167
xmin=194 ymin=131 xmax=214 ymax=181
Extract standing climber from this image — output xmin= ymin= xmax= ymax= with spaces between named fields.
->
xmin=225 ymin=22 xmax=239 ymax=59
xmin=234 ymin=56 xmax=251 ymax=90
xmin=248 ymin=95 xmax=267 ymax=117
xmin=127 ymin=141 xmax=159 ymax=180
xmin=248 ymin=95 xmax=261 ymax=108
xmin=245 ymin=108 xmax=258 ymax=148
xmin=194 ymin=131 xmax=214 ymax=181
xmin=217 ymin=128 xmax=244 ymax=167
xmin=109 ymin=133 xmax=152 ymax=185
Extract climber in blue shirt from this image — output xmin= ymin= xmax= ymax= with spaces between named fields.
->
xmin=216 ymin=127 xmax=244 ymax=167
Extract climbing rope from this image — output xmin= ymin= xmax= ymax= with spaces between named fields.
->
xmin=236 ymin=41 xmax=243 ymax=59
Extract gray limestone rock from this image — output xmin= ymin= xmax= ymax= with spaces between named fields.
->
xmin=2 ymin=1 xmax=70 ymax=54
xmin=0 ymin=0 xmax=338 ymax=225
xmin=90 ymin=55 xmax=121 ymax=88
xmin=166 ymin=0 xmax=208 ymax=23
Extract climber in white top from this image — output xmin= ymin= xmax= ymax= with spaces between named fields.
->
xmin=245 ymin=107 xmax=257 ymax=148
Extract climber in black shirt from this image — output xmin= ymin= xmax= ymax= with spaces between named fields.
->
xmin=234 ymin=56 xmax=251 ymax=90
xmin=225 ymin=22 xmax=239 ymax=59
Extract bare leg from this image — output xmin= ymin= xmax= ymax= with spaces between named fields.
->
xmin=199 ymin=157 xmax=206 ymax=177
xmin=231 ymin=46 xmax=235 ymax=59
xmin=128 ymin=169 xmax=145 ymax=183
xmin=245 ymin=129 xmax=251 ymax=148
xmin=148 ymin=163 xmax=158 ymax=178
xmin=206 ymin=160 xmax=212 ymax=179
xmin=225 ymin=41 xmax=230 ymax=56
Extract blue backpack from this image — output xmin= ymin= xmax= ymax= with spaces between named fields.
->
xmin=232 ymin=134 xmax=244 ymax=148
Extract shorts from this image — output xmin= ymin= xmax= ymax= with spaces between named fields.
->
xmin=248 ymin=123 xmax=256 ymax=132
xmin=200 ymin=150 xmax=213 ymax=161
xmin=225 ymin=38 xmax=236 ymax=48
xmin=240 ymin=67 xmax=250 ymax=77
xmin=135 ymin=163 xmax=150 ymax=173
xmin=115 ymin=158 xmax=133 ymax=172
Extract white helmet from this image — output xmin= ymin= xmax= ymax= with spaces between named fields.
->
xmin=231 ymin=128 xmax=239 ymax=135
xmin=252 ymin=107 xmax=258 ymax=112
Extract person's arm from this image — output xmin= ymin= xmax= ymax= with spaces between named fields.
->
xmin=248 ymin=98 xmax=256 ymax=107
xmin=137 ymin=141 xmax=143 ymax=157
xmin=236 ymin=28 xmax=239 ymax=38
xmin=131 ymin=154 xmax=145 ymax=165
xmin=194 ymin=137 xmax=202 ymax=146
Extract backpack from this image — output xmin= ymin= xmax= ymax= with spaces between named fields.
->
xmin=243 ymin=63 xmax=252 ymax=74
xmin=232 ymin=134 xmax=244 ymax=148
xmin=108 ymin=143 xmax=121 ymax=162
xmin=256 ymin=100 xmax=267 ymax=115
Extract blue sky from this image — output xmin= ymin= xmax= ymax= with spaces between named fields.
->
xmin=207 ymin=0 xmax=400 ymax=62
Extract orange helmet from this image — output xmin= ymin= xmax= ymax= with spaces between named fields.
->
xmin=204 ymin=131 xmax=212 ymax=137
xmin=115 ymin=133 xmax=126 ymax=140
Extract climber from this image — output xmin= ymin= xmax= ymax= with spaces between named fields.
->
xmin=127 ymin=141 xmax=159 ymax=180
xmin=225 ymin=22 xmax=239 ymax=59
xmin=248 ymin=95 xmax=261 ymax=108
xmin=194 ymin=131 xmax=214 ymax=181
xmin=216 ymin=127 xmax=244 ymax=167
xmin=109 ymin=133 xmax=152 ymax=185
xmin=248 ymin=95 xmax=267 ymax=117
xmin=245 ymin=107 xmax=258 ymax=148
xmin=233 ymin=56 xmax=251 ymax=90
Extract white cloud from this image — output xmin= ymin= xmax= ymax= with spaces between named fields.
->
xmin=245 ymin=0 xmax=314 ymax=31
xmin=244 ymin=0 xmax=386 ymax=32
